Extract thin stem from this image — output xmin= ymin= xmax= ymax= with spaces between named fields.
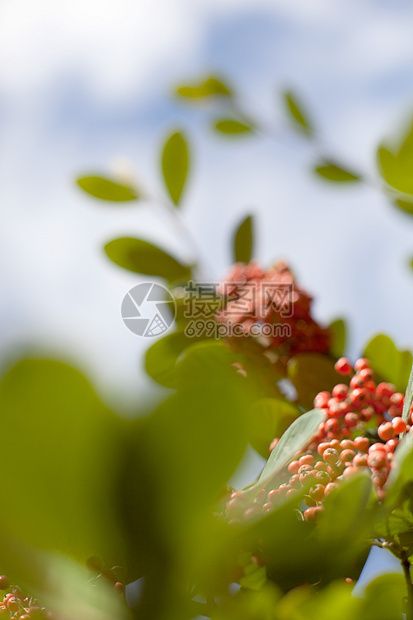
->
xmin=402 ymin=553 xmax=413 ymax=620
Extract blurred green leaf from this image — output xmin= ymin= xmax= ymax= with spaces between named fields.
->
xmin=77 ymin=176 xmax=138 ymax=201
xmin=233 ymin=214 xmax=254 ymax=263
xmin=121 ymin=341 xmax=255 ymax=617
xmin=328 ymin=318 xmax=347 ymax=358
xmin=255 ymin=408 xmax=325 ymax=488
xmin=161 ymin=131 xmax=189 ymax=206
xmin=214 ymin=119 xmax=253 ymax=135
xmin=363 ymin=334 xmax=412 ymax=392
xmin=288 ymin=353 xmax=345 ymax=410
xmin=176 ymin=75 xmax=232 ymax=99
xmin=248 ymin=397 xmax=301 ymax=459
xmin=212 ymin=585 xmax=280 ymax=619
xmin=145 ymin=329 xmax=205 ymax=388
xmin=364 ymin=573 xmax=406 ymax=620
xmin=313 ymin=161 xmax=361 ymax=183
xmin=104 ymin=237 xmax=192 ymax=282
xmin=282 ymin=90 xmax=313 ymax=136
xmin=377 ymin=120 xmax=413 ymax=195
xmin=0 ymin=359 xmax=126 ymax=567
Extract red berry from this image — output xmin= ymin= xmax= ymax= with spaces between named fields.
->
xmin=114 ymin=582 xmax=124 ymax=594
xmin=354 ymin=358 xmax=370 ymax=371
xmin=287 ymin=460 xmax=300 ymax=474
xmin=309 ymin=484 xmax=325 ymax=501
xmin=353 ymin=453 xmax=368 ymax=467
xmin=376 ymin=383 xmax=396 ymax=399
xmin=314 ymin=391 xmax=330 ymax=408
xmin=335 ymin=357 xmax=352 ymax=375
xmin=367 ymin=451 xmax=387 ymax=469
xmin=378 ymin=422 xmax=395 ymax=441
xmin=332 ymin=384 xmax=348 ymax=400
xmin=344 ymin=412 xmax=358 ymax=428
xmin=359 ymin=368 xmax=374 ymax=382
xmin=353 ymin=436 xmax=368 ymax=452
xmin=392 ymin=417 xmax=406 ymax=435
xmin=323 ymin=448 xmax=339 ymax=465
xmin=369 ymin=443 xmax=387 ymax=453
xmin=0 ymin=576 xmax=10 ymax=590
xmin=340 ymin=449 xmax=356 ymax=463
xmin=304 ymin=506 xmax=324 ymax=521
xmin=299 ymin=454 xmax=314 ymax=467
xmin=317 ymin=442 xmax=330 ymax=456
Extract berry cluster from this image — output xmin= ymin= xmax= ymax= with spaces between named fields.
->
xmin=0 ymin=576 xmax=51 ymax=620
xmin=216 ymin=261 xmax=330 ymax=363
xmin=226 ymin=357 xmax=411 ymax=523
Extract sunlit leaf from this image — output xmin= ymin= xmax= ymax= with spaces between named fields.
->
xmin=233 ymin=214 xmax=254 ymax=263
xmin=248 ymin=397 xmax=300 ymax=458
xmin=176 ymin=75 xmax=232 ymax=99
xmin=377 ymin=120 xmax=413 ymax=195
xmin=363 ymin=334 xmax=412 ymax=393
xmin=161 ymin=131 xmax=189 ymax=206
xmin=104 ymin=237 xmax=192 ymax=282
xmin=402 ymin=361 xmax=413 ymax=424
xmin=255 ymin=408 xmax=326 ymax=488
xmin=282 ymin=90 xmax=313 ymax=136
xmin=214 ymin=119 xmax=253 ymax=135
xmin=313 ymin=162 xmax=361 ymax=183
xmin=77 ymin=176 xmax=138 ymax=201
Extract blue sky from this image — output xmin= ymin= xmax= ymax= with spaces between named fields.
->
xmin=1 ymin=0 xmax=413 ymax=413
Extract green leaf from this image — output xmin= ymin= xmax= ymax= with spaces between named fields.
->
xmin=0 ymin=359 xmax=126 ymax=566
xmin=176 ymin=75 xmax=232 ymax=99
xmin=214 ymin=119 xmax=253 ymax=135
xmin=282 ymin=90 xmax=313 ymax=135
xmin=377 ymin=120 xmax=413 ymax=195
xmin=328 ymin=318 xmax=347 ymax=358
xmin=248 ymin=398 xmax=301 ymax=459
xmin=233 ymin=214 xmax=254 ymax=263
xmin=363 ymin=334 xmax=412 ymax=393
xmin=255 ymin=408 xmax=326 ymax=488
xmin=313 ymin=162 xmax=361 ymax=183
xmin=104 ymin=237 xmax=192 ymax=282
xmin=145 ymin=330 xmax=205 ymax=388
xmin=402 ymin=361 xmax=413 ymax=423
xmin=77 ymin=176 xmax=138 ymax=201
xmin=386 ymin=435 xmax=413 ymax=505
xmin=161 ymin=131 xmax=189 ymax=206
xmin=288 ymin=353 xmax=345 ymax=410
